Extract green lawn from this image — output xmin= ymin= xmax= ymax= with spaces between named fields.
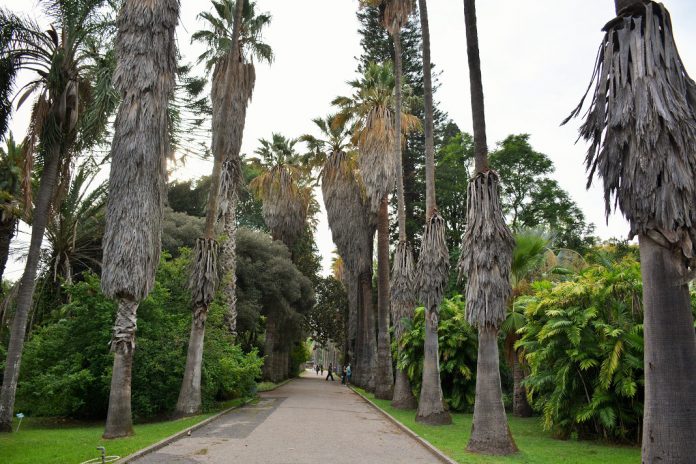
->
xmin=354 ymin=388 xmax=640 ymax=464
xmin=1 ymin=397 xmax=252 ymax=464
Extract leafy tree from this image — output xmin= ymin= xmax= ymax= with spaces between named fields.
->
xmin=162 ymin=207 xmax=205 ymax=257
xmin=490 ymin=134 xmax=595 ymax=251
xmin=0 ymin=0 xmax=119 ymax=433
xmin=306 ymin=276 xmax=346 ymax=349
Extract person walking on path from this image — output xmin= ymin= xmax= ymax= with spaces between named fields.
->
xmin=326 ymin=363 xmax=335 ymax=381
xmin=346 ymin=364 xmax=352 ymax=386
xmin=320 ymin=364 xmax=324 ymax=375
xmin=315 ymin=364 xmax=320 ymax=376
xmin=341 ymin=365 xmax=347 ymax=384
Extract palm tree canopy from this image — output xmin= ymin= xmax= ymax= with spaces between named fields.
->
xmin=192 ymin=0 xmax=273 ymax=71
xmin=249 ymin=133 xmax=313 ymax=245
xmin=361 ymin=0 xmax=416 ymax=35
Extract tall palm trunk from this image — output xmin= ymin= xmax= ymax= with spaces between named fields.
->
xmin=359 ymin=268 xmax=377 ymax=390
xmin=0 ymin=217 xmax=16 ymax=288
xmin=415 ymin=0 xmax=450 ymax=424
xmin=101 ymin=0 xmax=179 ymax=438
xmin=512 ymin=351 xmax=532 ymax=417
xmin=0 ymin=145 xmax=60 ymax=432
xmin=176 ymin=0 xmax=246 ymax=416
xmin=375 ymin=194 xmax=394 ymax=398
xmin=461 ymin=0 xmax=516 ymax=454
xmin=639 ymin=236 xmax=696 ymax=461
xmin=390 ymin=27 xmax=417 ymax=409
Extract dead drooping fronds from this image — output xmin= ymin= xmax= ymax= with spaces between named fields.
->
xmin=189 ymin=237 xmax=220 ymax=309
xmin=459 ymin=171 xmax=514 ymax=328
xmin=357 ymin=106 xmax=396 ymax=212
xmin=321 ymin=150 xmax=376 ymax=273
xmin=101 ymin=0 xmax=178 ymax=302
xmin=564 ymin=1 xmax=696 ymax=259
xmin=416 ymin=212 xmax=449 ymax=316
xmin=391 ymin=240 xmax=416 ymax=340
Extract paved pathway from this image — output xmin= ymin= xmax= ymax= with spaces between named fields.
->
xmin=133 ymin=370 xmax=438 ymax=463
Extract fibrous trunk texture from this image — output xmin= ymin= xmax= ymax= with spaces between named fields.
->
xmin=512 ymin=354 xmax=532 ymax=417
xmin=391 ymin=241 xmax=417 ymax=409
xmin=375 ymin=195 xmax=394 ymax=399
xmin=358 ymin=107 xmax=395 ymax=214
xmin=100 ymin=0 xmax=178 ymax=437
xmin=639 ymin=234 xmax=696 ymax=463
xmin=0 ymin=217 xmax=16 ymax=287
xmin=359 ymin=270 xmax=377 ymax=391
xmin=459 ymin=172 xmax=514 ymax=328
xmin=0 ymin=145 xmax=60 ymax=432
xmin=103 ymin=299 xmax=138 ymax=438
xmin=467 ymin=326 xmax=518 ymax=454
xmin=220 ymin=185 xmax=238 ymax=335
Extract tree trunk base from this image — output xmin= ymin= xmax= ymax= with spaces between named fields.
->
xmin=103 ymin=350 xmax=135 ymax=439
xmin=174 ymin=314 xmax=206 ymax=418
xmin=391 ymin=368 xmax=417 ymax=410
xmin=467 ymin=326 xmax=517 ymax=455
xmin=374 ymin=384 xmax=394 ymax=400
xmin=416 ymin=410 xmax=452 ymax=425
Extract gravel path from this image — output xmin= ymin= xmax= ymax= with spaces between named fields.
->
xmin=133 ymin=370 xmax=438 ymax=463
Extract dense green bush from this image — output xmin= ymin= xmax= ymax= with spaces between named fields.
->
xmin=289 ymin=341 xmax=311 ymax=377
xmin=16 ymin=252 xmax=261 ymax=421
xmin=518 ymin=258 xmax=644 ymax=442
xmin=397 ymin=296 xmax=478 ymax=411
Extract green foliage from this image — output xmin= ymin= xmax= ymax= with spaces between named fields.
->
xmin=161 ymin=206 xmax=205 ymax=257
xmin=16 ymin=253 xmax=262 ymax=421
xmin=289 ymin=341 xmax=311 ymax=377
xmin=490 ymin=134 xmax=595 ymax=252
xmin=518 ymin=258 xmax=645 ymax=442
xmin=398 ymin=296 xmax=478 ymax=411
xmin=306 ymin=276 xmax=346 ymax=348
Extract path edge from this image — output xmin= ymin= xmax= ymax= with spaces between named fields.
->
xmin=116 ymin=397 xmax=255 ymax=463
xmin=350 ymin=387 xmax=458 ymax=464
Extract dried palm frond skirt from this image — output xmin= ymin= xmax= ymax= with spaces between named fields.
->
xmin=416 ymin=213 xmax=450 ymax=320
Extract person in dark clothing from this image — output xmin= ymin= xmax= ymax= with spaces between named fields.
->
xmin=315 ymin=364 xmax=320 ymax=375
xmin=341 ymin=365 xmax=347 ymax=384
xmin=325 ymin=362 xmax=334 ymax=381
xmin=320 ymin=364 xmax=324 ymax=375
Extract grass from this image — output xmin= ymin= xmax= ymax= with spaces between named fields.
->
xmin=354 ymin=388 xmax=640 ymax=464
xmin=256 ymin=378 xmax=291 ymax=392
xmin=1 ymin=397 xmax=252 ymax=464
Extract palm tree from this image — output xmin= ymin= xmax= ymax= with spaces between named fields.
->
xmin=458 ymin=0 xmax=517 ymax=454
xmin=302 ymin=114 xmax=377 ymax=389
xmin=192 ymin=0 xmax=273 ymax=336
xmin=250 ymin=133 xmax=312 ymax=381
xmin=564 ymin=1 xmax=696 ymax=460
xmin=362 ymin=0 xmax=419 ymax=409
xmin=0 ymin=0 xmax=118 ymax=433
xmin=413 ymin=0 xmax=451 ymax=424
xmin=100 ymin=0 xmax=179 ymax=438
xmin=334 ymin=61 xmax=419 ymax=399
xmin=0 ymin=134 xmax=25 ymax=287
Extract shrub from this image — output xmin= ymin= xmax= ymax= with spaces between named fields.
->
xmin=397 ymin=296 xmax=478 ymax=411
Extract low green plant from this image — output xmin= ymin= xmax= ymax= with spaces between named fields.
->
xmin=397 ymin=296 xmax=478 ymax=411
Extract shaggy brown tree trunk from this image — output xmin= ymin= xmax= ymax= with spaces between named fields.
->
xmin=0 ymin=144 xmax=60 ymax=432
xmin=467 ymin=326 xmax=517 ymax=454
xmin=360 ymin=270 xmax=377 ymax=391
xmin=0 ymin=217 xmax=16 ymax=287
xmin=512 ymin=354 xmax=532 ymax=417
xmin=174 ymin=308 xmax=207 ymax=417
xmin=104 ymin=298 xmax=138 ymax=437
xmin=639 ymin=234 xmax=696 ymax=463
xmin=375 ymin=195 xmax=394 ymax=399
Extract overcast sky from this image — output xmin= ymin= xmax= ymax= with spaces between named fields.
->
xmin=3 ymin=0 xmax=696 ymax=279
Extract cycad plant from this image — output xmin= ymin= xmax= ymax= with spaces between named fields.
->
xmin=192 ymin=0 xmax=273 ymax=335
xmin=0 ymin=0 xmax=118 ymax=432
xmin=334 ymin=61 xmax=419 ymax=398
xmin=564 ymin=1 xmax=696 ymax=459
xmin=100 ymin=0 xmax=179 ymax=437
xmin=458 ymin=0 xmax=517 ymax=454
xmin=302 ymin=114 xmax=377 ymax=388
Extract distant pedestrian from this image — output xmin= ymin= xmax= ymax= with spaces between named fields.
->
xmin=346 ymin=364 xmax=352 ymax=386
xmin=320 ymin=364 xmax=324 ymax=375
xmin=341 ymin=365 xmax=347 ymax=384
xmin=326 ymin=363 xmax=334 ymax=381
xmin=315 ymin=364 xmax=319 ymax=375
